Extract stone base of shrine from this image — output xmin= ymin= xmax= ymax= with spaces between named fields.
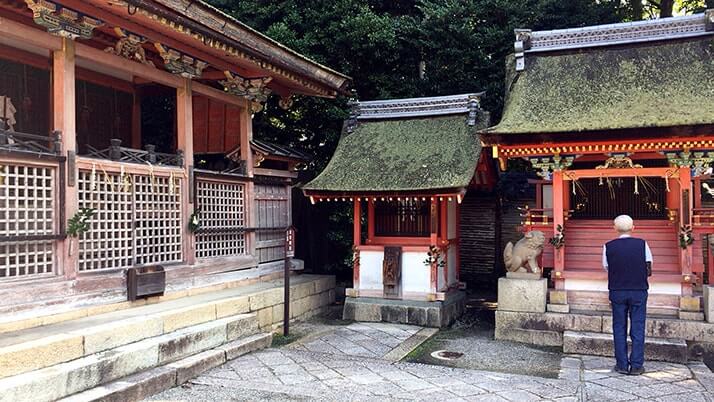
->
xmin=495 ymin=309 xmax=714 ymax=362
xmin=342 ymin=291 xmax=466 ymax=328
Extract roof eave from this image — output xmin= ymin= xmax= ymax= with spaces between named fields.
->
xmin=130 ymin=0 xmax=351 ymax=96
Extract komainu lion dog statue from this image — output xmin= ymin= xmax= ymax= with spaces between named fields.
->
xmin=503 ymin=230 xmax=545 ymax=274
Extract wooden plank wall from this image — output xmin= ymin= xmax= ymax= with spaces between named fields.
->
xmin=192 ymin=95 xmax=241 ymax=154
xmin=254 ymin=182 xmax=290 ymax=263
xmin=458 ymin=193 xmax=500 ymax=285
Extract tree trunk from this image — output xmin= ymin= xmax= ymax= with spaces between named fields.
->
xmin=659 ymin=0 xmax=674 ymax=18
xmin=630 ymin=0 xmax=643 ymax=20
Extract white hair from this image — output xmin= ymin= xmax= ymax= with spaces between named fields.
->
xmin=614 ymin=215 xmax=634 ymax=233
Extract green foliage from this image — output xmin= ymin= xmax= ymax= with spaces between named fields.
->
xmin=204 ymin=0 xmax=703 ymax=273
xmin=67 ymin=208 xmax=95 ymax=238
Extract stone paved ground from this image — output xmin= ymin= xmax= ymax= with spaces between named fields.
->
xmin=148 ymin=322 xmax=714 ymax=401
xmin=287 ymin=322 xmax=423 ymax=359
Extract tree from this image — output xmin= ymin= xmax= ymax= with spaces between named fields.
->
xmin=204 ymin=0 xmax=702 ymax=274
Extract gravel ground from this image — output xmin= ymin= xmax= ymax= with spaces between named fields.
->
xmin=403 ymin=291 xmax=563 ymax=378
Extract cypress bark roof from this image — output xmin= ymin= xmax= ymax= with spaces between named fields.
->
xmin=303 ymin=113 xmax=487 ymax=194
xmin=488 ymin=37 xmax=714 ymax=135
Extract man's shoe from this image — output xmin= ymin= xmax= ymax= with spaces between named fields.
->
xmin=613 ymin=366 xmax=629 ymax=374
xmin=629 ymin=367 xmax=645 ymax=375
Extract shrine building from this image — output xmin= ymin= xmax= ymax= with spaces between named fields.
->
xmin=483 ymin=11 xmax=714 ymax=353
xmin=303 ymin=94 xmax=498 ymax=327
xmin=0 ymin=0 xmax=348 ymax=314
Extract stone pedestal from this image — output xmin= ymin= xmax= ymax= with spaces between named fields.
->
xmin=342 ymin=291 xmax=466 ymax=328
xmin=704 ymin=286 xmax=714 ymax=323
xmin=497 ymin=276 xmax=547 ymax=313
xmin=679 ymin=295 xmax=704 ymax=321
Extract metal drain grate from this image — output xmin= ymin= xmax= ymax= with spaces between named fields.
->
xmin=431 ymin=350 xmax=464 ymax=361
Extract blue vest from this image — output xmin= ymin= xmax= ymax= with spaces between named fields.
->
xmin=605 ymin=237 xmax=649 ymax=291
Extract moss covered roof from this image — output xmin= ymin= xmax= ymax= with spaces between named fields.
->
xmin=488 ymin=38 xmax=714 ymax=135
xmin=303 ymin=115 xmax=484 ymax=193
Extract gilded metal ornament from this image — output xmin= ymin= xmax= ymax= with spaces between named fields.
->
xmin=595 ymin=154 xmax=642 ymax=169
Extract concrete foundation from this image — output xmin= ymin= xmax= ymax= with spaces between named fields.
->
xmin=342 ymin=291 xmax=466 ymax=328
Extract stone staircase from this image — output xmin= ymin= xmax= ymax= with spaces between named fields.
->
xmin=563 ymin=330 xmax=688 ymax=363
xmin=0 ymin=275 xmax=336 ymax=402
xmin=496 ymin=309 xmax=712 ymax=364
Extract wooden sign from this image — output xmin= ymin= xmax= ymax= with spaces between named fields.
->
xmin=285 ymin=226 xmax=296 ymax=258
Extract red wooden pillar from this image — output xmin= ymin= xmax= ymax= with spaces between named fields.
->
xmin=239 ymin=99 xmax=256 ymax=256
xmin=54 ymin=38 xmax=77 ymax=280
xmin=367 ymin=199 xmax=375 ymax=244
xmin=353 ymin=199 xmax=361 ymax=290
xmin=552 ymin=170 xmax=565 ymax=289
xmin=176 ymin=78 xmax=195 ymax=265
xmin=680 ymin=167 xmax=693 ymax=296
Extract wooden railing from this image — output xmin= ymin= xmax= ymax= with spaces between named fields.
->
xmin=0 ymin=126 xmax=61 ymax=156
xmin=84 ymin=139 xmax=183 ymax=167
xmin=693 ymin=208 xmax=714 ymax=227
xmin=520 ymin=207 xmax=553 ymax=227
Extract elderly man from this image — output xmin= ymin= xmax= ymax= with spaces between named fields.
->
xmin=602 ymin=215 xmax=652 ymax=375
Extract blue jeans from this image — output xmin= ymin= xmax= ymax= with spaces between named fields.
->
xmin=609 ymin=290 xmax=648 ymax=370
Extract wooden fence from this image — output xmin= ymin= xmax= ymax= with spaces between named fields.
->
xmin=255 ymin=182 xmax=289 ymax=263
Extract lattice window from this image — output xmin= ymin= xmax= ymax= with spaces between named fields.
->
xmin=77 ymin=170 xmax=133 ymax=271
xmin=77 ymin=168 xmax=182 ymax=271
xmin=134 ymin=174 xmax=182 ymax=265
xmin=0 ymin=163 xmax=55 ymax=278
xmin=195 ymin=179 xmax=245 ymax=259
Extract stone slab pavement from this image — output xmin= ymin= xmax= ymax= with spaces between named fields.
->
xmin=148 ymin=322 xmax=714 ymax=401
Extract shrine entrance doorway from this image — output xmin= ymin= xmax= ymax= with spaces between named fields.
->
xmin=570 ymin=177 xmax=669 ymax=220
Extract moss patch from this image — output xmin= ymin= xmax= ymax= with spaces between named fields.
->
xmin=490 ymin=38 xmax=714 ymax=134
xmin=304 ymin=114 xmax=486 ymax=192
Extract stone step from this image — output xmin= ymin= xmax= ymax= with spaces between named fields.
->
xmin=56 ymin=333 xmax=273 ymax=402
xmin=562 ymin=330 xmax=688 ymax=364
xmin=0 ymin=313 xmax=260 ymax=402
xmin=0 ymin=274 xmax=335 ymax=380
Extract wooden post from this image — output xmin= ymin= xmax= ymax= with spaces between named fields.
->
xmin=552 ymin=170 xmax=565 ymax=289
xmin=367 ymin=199 xmax=375 ymax=244
xmin=54 ymin=38 xmax=77 ymax=280
xmin=680 ymin=166 xmax=693 ymax=296
xmin=131 ymin=89 xmax=142 ymax=148
xmin=353 ymin=199 xmax=361 ymax=290
xmin=430 ymin=199 xmax=438 ymax=293
xmin=239 ymin=100 xmax=256 ymax=256
xmin=176 ymin=78 xmax=195 ymax=265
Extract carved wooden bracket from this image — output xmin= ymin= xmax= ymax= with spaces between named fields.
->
xmin=278 ymin=95 xmax=294 ymax=110
xmin=154 ymin=43 xmax=208 ymax=79
xmin=25 ymin=0 xmax=102 ymax=40
xmin=664 ymin=149 xmax=714 ymax=177
xmin=528 ymin=153 xmax=576 ymax=180
xmin=595 ymin=153 xmax=642 ymax=170
xmin=105 ymin=28 xmax=154 ymax=67
xmin=220 ymin=71 xmax=272 ymax=112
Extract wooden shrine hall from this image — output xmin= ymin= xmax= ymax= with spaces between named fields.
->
xmin=303 ymin=94 xmax=497 ymax=327
xmin=483 ymin=10 xmax=714 ymax=323
xmin=0 ymin=0 xmax=349 ymax=313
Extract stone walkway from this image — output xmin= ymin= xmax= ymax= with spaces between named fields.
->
xmin=287 ymin=322 xmax=427 ymax=359
xmin=148 ymin=323 xmax=714 ymax=401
